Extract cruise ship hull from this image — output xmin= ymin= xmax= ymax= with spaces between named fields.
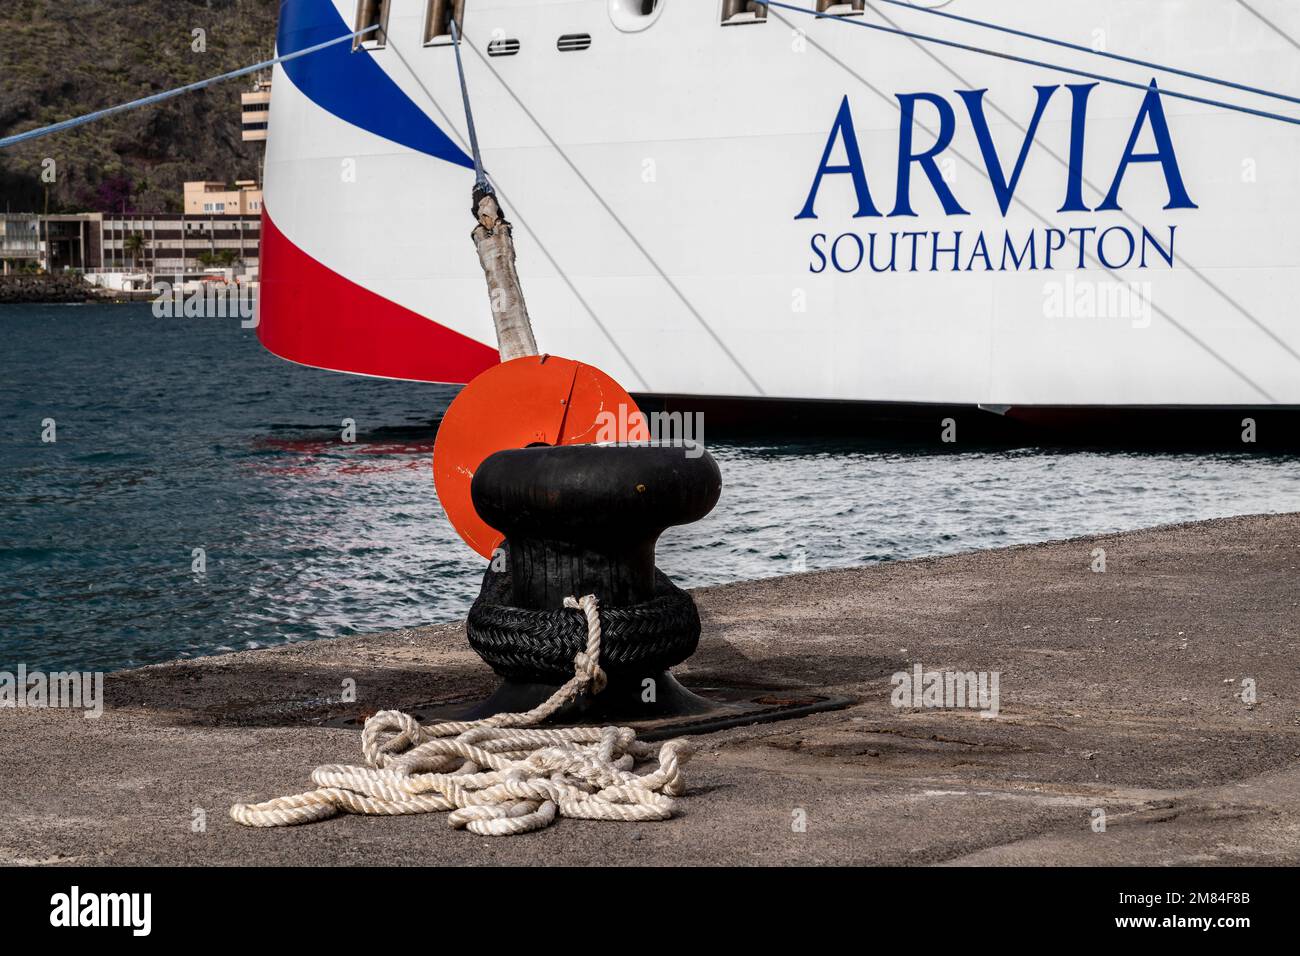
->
xmin=258 ymin=0 xmax=1300 ymax=413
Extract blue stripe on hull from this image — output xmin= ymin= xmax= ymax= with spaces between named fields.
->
xmin=276 ymin=0 xmax=472 ymax=167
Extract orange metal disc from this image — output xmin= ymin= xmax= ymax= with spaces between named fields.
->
xmin=433 ymin=355 xmax=649 ymax=558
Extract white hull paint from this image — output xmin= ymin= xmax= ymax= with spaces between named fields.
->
xmin=264 ymin=0 xmax=1300 ymax=407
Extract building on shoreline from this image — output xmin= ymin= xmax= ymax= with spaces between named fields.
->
xmin=1 ymin=214 xmax=100 ymax=274
xmin=98 ymin=211 xmax=261 ymax=282
xmin=0 ymin=211 xmax=260 ymax=284
xmin=3 ymin=72 xmax=270 ymax=283
xmin=0 ymin=215 xmax=39 ymax=273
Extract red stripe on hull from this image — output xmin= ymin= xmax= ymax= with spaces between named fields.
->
xmin=257 ymin=210 xmax=499 ymax=384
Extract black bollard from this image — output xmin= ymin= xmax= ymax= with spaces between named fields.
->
xmin=378 ymin=439 xmax=854 ymax=737
xmin=461 ymin=442 xmax=721 ymax=721
xmin=473 ymin=444 xmax=720 ymax=609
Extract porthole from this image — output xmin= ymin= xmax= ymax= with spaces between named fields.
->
xmin=609 ymin=0 xmax=665 ymax=33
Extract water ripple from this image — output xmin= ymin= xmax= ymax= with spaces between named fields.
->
xmin=3 ymin=304 xmax=1299 ymax=671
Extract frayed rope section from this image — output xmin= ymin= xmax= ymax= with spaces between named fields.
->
xmin=230 ymin=594 xmax=695 ymax=836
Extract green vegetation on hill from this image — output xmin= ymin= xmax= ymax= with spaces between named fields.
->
xmin=0 ymin=0 xmax=277 ymax=214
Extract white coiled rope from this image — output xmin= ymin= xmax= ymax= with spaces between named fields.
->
xmin=230 ymin=594 xmax=695 ymax=836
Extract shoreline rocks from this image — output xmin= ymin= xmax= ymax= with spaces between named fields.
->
xmin=0 ymin=274 xmax=99 ymax=304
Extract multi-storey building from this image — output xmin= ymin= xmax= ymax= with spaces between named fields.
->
xmin=183 ymin=181 xmax=264 ymax=216
xmin=1 ymin=213 xmax=101 ymax=274
xmin=242 ymin=75 xmax=272 ymax=143
xmin=98 ymin=212 xmax=261 ymax=276
xmin=0 ymin=214 xmax=40 ymax=273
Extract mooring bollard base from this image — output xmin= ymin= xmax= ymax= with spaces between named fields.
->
xmin=392 ymin=673 xmax=854 ymax=742
xmin=455 ymin=670 xmax=716 ymax=722
xmin=410 ymin=430 xmax=854 ymax=741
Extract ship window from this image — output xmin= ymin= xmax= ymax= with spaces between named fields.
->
xmin=816 ymin=0 xmax=864 ymax=15
xmin=488 ymin=38 xmax=521 ymax=56
xmin=354 ymin=0 xmax=390 ymax=50
xmin=557 ymin=33 xmax=592 ymax=52
xmin=721 ymin=1 xmax=767 ymax=25
xmin=425 ymin=0 xmax=466 ymax=45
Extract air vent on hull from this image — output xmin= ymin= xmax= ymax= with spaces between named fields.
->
xmin=557 ymin=33 xmax=592 ymax=52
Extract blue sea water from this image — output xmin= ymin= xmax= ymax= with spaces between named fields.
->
xmin=2 ymin=303 xmax=1298 ymax=673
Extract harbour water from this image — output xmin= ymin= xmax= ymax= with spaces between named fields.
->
xmin=3 ymin=304 xmax=1298 ymax=673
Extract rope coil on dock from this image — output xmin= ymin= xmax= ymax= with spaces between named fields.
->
xmin=229 ymin=594 xmax=695 ymax=836
xmin=467 ymin=564 xmax=700 ymax=683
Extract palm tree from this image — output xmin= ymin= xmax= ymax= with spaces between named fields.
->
xmin=123 ymin=233 xmax=146 ymax=272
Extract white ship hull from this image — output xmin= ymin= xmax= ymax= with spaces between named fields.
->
xmin=259 ymin=0 xmax=1300 ymax=410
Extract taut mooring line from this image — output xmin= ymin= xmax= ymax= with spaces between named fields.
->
xmin=869 ymin=0 xmax=1300 ymax=107
xmin=765 ymin=0 xmax=1300 ymax=128
xmin=448 ymin=17 xmax=490 ymax=192
xmin=0 ymin=25 xmax=380 ymax=151
xmin=383 ymin=36 xmax=652 ymax=389
xmin=447 ymin=12 xmax=538 ymax=360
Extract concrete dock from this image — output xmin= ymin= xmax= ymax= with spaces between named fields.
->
xmin=2 ymin=513 xmax=1297 ymax=866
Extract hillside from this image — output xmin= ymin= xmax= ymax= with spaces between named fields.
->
xmin=0 ymin=0 xmax=278 ymax=214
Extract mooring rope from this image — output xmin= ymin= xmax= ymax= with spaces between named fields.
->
xmin=0 ymin=25 xmax=379 ymax=151
xmin=229 ymin=594 xmax=695 ymax=836
xmin=448 ymin=17 xmax=490 ymax=192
